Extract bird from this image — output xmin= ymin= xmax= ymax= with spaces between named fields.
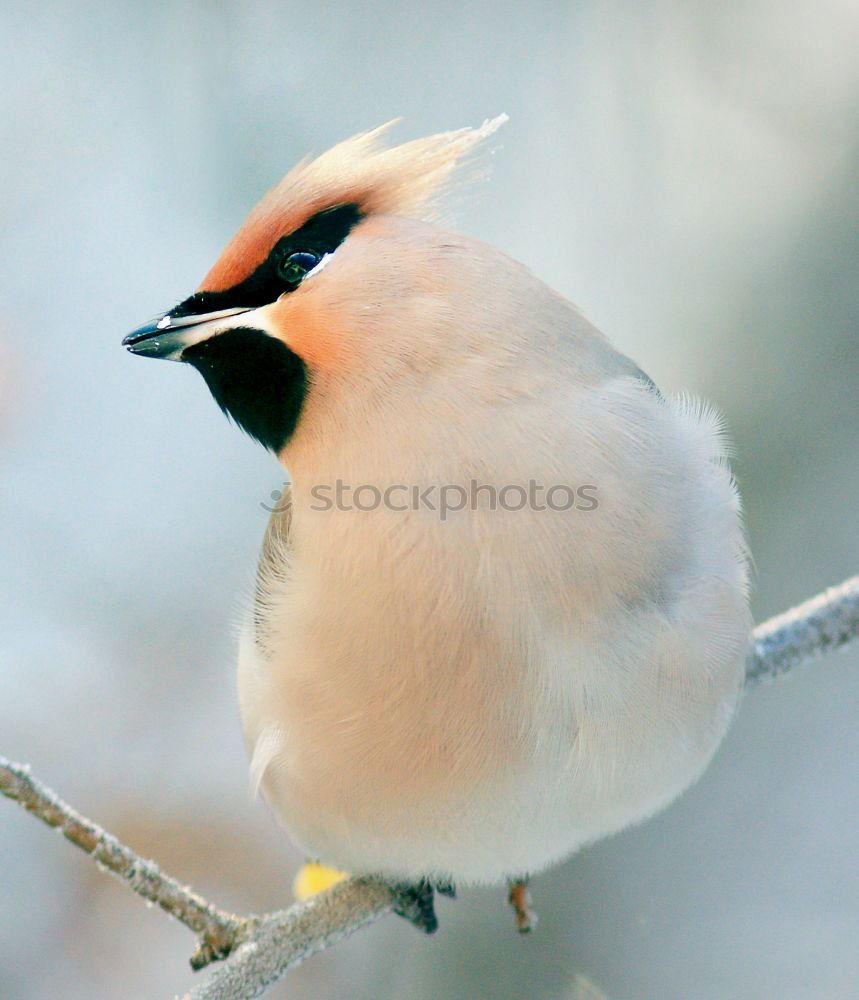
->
xmin=124 ymin=117 xmax=751 ymax=933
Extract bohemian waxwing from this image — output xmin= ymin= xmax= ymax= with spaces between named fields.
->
xmin=124 ymin=117 xmax=751 ymax=932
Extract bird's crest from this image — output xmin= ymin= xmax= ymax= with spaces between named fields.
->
xmin=200 ymin=115 xmax=508 ymax=292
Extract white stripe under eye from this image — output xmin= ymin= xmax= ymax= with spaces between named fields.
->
xmin=305 ymin=253 xmax=333 ymax=280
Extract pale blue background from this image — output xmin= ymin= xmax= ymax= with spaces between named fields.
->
xmin=1 ymin=2 xmax=858 ymax=997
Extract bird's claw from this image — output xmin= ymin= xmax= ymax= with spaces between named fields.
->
xmin=435 ymin=879 xmax=457 ymax=899
xmin=508 ymin=877 xmax=538 ymax=933
xmin=390 ymin=877 xmax=456 ymax=933
xmin=391 ymin=879 xmax=438 ymax=933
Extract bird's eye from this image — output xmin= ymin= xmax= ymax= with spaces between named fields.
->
xmin=278 ymin=251 xmax=321 ymax=286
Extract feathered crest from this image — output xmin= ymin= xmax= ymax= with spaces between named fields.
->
xmin=200 ymin=115 xmax=508 ymax=292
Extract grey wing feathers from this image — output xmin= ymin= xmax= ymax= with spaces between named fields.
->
xmin=254 ymin=484 xmax=293 ymax=646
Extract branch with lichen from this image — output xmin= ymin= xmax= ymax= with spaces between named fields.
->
xmin=1 ymin=574 xmax=858 ymax=999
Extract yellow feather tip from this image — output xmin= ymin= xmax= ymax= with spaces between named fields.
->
xmin=292 ymin=861 xmax=349 ymax=901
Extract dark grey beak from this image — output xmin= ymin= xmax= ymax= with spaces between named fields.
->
xmin=123 ymin=306 xmax=252 ymax=360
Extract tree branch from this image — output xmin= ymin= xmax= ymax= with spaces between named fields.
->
xmin=0 ymin=756 xmax=257 ymax=970
xmin=2 ymin=574 xmax=858 ymax=998
xmin=746 ymin=574 xmax=859 ymax=686
xmin=182 ymin=879 xmax=396 ymax=1000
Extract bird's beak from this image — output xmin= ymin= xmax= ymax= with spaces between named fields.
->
xmin=123 ymin=306 xmax=253 ymax=361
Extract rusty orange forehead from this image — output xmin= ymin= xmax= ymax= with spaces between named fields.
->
xmin=197 ymin=116 xmax=508 ymax=293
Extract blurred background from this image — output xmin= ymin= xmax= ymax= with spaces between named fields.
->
xmin=1 ymin=1 xmax=858 ymax=997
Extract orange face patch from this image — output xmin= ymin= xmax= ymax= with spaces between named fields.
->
xmin=196 ymin=117 xmax=505 ymax=293
xmin=263 ymin=291 xmax=355 ymax=372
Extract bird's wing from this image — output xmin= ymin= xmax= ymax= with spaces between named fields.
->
xmin=254 ymin=483 xmax=293 ymax=644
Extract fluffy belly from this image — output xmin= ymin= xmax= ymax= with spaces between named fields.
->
xmin=237 ymin=604 xmax=746 ymax=885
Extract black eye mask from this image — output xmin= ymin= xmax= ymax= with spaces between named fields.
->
xmin=174 ymin=204 xmax=361 ymax=452
xmin=171 ymin=203 xmax=363 ymax=319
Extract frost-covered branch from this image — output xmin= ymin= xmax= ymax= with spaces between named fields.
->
xmin=746 ymin=574 xmax=859 ymax=686
xmin=182 ymin=879 xmax=397 ymax=1000
xmin=0 ymin=756 xmax=256 ymax=970
xmin=1 ymin=574 xmax=858 ymax=998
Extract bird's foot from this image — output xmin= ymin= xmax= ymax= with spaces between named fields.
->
xmin=507 ymin=876 xmax=538 ymax=933
xmin=390 ymin=877 xmax=456 ymax=934
xmin=435 ymin=879 xmax=457 ymax=899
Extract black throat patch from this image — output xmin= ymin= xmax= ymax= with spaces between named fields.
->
xmin=174 ymin=203 xmax=362 ymax=451
xmin=182 ymin=327 xmax=307 ymax=452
